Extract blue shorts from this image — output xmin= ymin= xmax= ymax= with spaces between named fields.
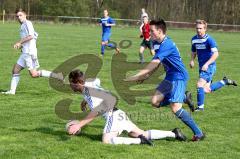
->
xmin=199 ymin=64 xmax=216 ymax=83
xmin=102 ymin=33 xmax=111 ymax=42
xmin=156 ymin=79 xmax=186 ymax=103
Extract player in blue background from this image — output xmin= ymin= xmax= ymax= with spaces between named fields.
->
xmin=190 ymin=20 xmax=237 ymax=111
xmin=99 ymin=9 xmax=119 ymax=56
xmin=125 ymin=19 xmax=204 ymax=141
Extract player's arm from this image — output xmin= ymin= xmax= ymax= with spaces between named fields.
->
xmin=14 ymin=35 xmax=34 ymax=49
xmin=80 ymin=99 xmax=88 ymax=112
xmin=68 ymin=111 xmax=99 ymax=135
xmin=124 ymin=59 xmax=160 ymax=82
xmin=105 ymin=18 xmax=116 ymax=26
xmin=202 ymin=38 xmax=219 ymax=71
xmin=189 ymin=52 xmax=197 ymax=68
xmin=79 ymin=111 xmax=99 ymax=127
xmin=202 ymin=51 xmax=219 ymax=71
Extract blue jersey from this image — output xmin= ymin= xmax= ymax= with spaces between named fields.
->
xmin=99 ymin=17 xmax=115 ymax=34
xmin=152 ymin=36 xmax=189 ymax=81
xmin=191 ymin=34 xmax=218 ymax=68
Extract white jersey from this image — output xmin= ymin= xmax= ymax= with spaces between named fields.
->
xmin=20 ymin=20 xmax=38 ymax=55
xmin=82 ymin=78 xmax=137 ymax=135
xmin=82 ymin=78 xmax=110 ymax=119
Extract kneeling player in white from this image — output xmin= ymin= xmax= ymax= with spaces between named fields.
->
xmin=68 ymin=69 xmax=186 ymax=145
xmin=2 ymin=9 xmax=63 ymax=95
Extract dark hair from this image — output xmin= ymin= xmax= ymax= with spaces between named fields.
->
xmin=15 ymin=8 xmax=26 ymax=14
xmin=149 ymin=19 xmax=167 ymax=34
xmin=69 ymin=69 xmax=84 ymax=83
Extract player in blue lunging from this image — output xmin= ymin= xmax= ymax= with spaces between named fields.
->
xmin=99 ymin=9 xmax=120 ymax=56
xmin=125 ymin=19 xmax=204 ymax=141
xmin=190 ymin=20 xmax=237 ymax=111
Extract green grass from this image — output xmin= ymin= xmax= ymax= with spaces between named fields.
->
xmin=0 ymin=22 xmax=240 ymax=159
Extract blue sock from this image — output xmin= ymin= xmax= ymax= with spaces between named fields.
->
xmin=107 ymin=43 xmax=116 ymax=48
xmin=101 ymin=44 xmax=105 ymax=55
xmin=175 ymin=108 xmax=203 ymax=136
xmin=197 ymin=87 xmax=205 ymax=107
xmin=210 ymin=81 xmax=225 ymax=92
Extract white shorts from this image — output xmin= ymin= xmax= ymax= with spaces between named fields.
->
xmin=103 ymin=109 xmax=137 ymax=135
xmin=17 ymin=53 xmax=40 ymax=70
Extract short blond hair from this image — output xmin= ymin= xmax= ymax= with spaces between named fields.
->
xmin=196 ymin=19 xmax=207 ymax=29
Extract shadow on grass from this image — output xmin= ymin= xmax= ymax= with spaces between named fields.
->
xmin=11 ymin=126 xmax=102 ymax=142
xmin=12 ymin=127 xmax=70 ymax=141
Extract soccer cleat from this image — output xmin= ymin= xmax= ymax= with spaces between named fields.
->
xmin=138 ymin=135 xmax=154 ymax=146
xmin=195 ymin=107 xmax=204 ymax=111
xmin=184 ymin=91 xmax=195 ymax=112
xmin=172 ymin=128 xmax=187 ymax=141
xmin=115 ymin=47 xmax=120 ymax=54
xmin=192 ymin=133 xmax=205 ymax=142
xmin=223 ymin=76 xmax=237 ymax=86
xmin=1 ymin=90 xmax=15 ymax=95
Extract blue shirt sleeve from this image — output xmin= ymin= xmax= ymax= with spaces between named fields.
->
xmin=152 ymin=41 xmax=172 ymax=62
xmin=208 ymin=37 xmax=217 ymax=49
xmin=108 ymin=17 xmax=115 ymax=24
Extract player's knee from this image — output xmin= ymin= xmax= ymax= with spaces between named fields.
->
xmin=151 ymin=99 xmax=159 ymax=107
xmin=197 ymin=82 xmax=204 ymax=88
xmin=204 ymin=86 xmax=211 ymax=93
xmin=102 ymin=138 xmax=111 ymax=144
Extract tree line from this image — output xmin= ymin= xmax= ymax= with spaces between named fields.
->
xmin=0 ymin=0 xmax=239 ymax=24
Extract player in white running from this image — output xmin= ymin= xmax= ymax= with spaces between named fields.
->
xmin=2 ymin=9 xmax=63 ymax=95
xmin=67 ymin=69 xmax=187 ymax=145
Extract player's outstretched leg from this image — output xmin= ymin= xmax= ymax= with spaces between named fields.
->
xmin=146 ymin=128 xmax=186 ymax=141
xmin=172 ymin=103 xmax=204 ymax=141
xmin=223 ymin=76 xmax=237 ymax=86
xmin=104 ymin=133 xmax=153 ymax=146
xmin=38 ymin=70 xmax=64 ymax=80
xmin=210 ymin=76 xmax=237 ymax=92
xmin=106 ymin=43 xmax=120 ymax=54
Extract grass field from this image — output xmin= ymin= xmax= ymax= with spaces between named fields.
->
xmin=0 ymin=22 xmax=240 ymax=159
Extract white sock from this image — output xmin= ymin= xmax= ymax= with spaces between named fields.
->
xmin=10 ymin=74 xmax=20 ymax=93
xmin=147 ymin=130 xmax=175 ymax=139
xmin=110 ymin=137 xmax=141 ymax=145
xmin=39 ymin=70 xmax=63 ymax=80
xmin=39 ymin=70 xmax=51 ymax=78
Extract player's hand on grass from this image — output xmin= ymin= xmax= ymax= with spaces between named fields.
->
xmin=13 ymin=42 xmax=21 ymax=49
xmin=201 ymin=64 xmax=209 ymax=71
xmin=189 ymin=60 xmax=194 ymax=68
xmin=69 ymin=123 xmax=81 ymax=135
